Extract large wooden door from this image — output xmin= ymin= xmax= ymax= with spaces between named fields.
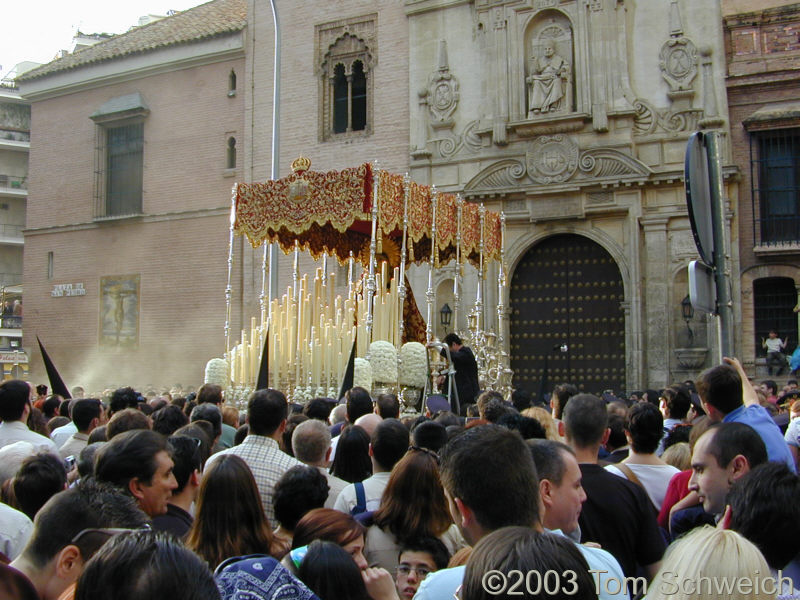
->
xmin=509 ymin=234 xmax=626 ymax=395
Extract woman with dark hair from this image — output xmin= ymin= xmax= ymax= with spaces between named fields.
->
xmin=461 ymin=527 xmax=597 ymax=600
xmin=76 ymin=529 xmax=220 ymax=600
xmin=365 ymin=447 xmax=465 ymax=572
xmin=291 ymin=508 xmax=368 ymax=570
xmin=297 ymin=540 xmax=400 ymax=600
xmin=297 ymin=540 xmax=372 ymax=600
xmin=329 ymin=425 xmax=372 ymax=484
xmin=186 ymin=454 xmax=280 ymax=568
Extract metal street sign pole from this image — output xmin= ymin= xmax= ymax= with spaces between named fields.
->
xmin=267 ymin=0 xmax=281 ymax=302
xmin=705 ymin=131 xmax=734 ymax=360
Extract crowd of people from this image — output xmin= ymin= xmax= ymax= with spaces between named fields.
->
xmin=0 ymin=354 xmax=798 ymax=599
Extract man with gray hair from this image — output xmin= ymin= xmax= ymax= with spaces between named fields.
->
xmin=292 ymin=419 xmax=347 ymax=508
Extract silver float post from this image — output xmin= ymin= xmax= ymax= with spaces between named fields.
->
xmin=497 ymin=211 xmax=507 ymax=353
xmin=260 ymin=245 xmax=268 ymax=327
xmin=473 ymin=203 xmax=486 ymax=335
xmin=454 ymin=194 xmax=463 ymax=335
xmin=225 ymin=186 xmax=237 ymax=356
xmin=347 ymin=251 xmax=355 ymax=299
xmin=426 ymin=187 xmax=438 ymax=343
xmin=321 ymin=253 xmax=328 ymax=286
xmin=365 ymin=163 xmax=380 ymax=345
xmin=292 ymin=240 xmax=300 ymax=301
xmin=397 ymin=174 xmax=410 ymax=343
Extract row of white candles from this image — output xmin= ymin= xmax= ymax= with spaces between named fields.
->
xmin=229 ymin=261 xmax=403 ymax=390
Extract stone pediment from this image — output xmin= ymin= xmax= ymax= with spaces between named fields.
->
xmin=463 ymin=138 xmax=653 ymax=197
xmin=578 ymin=147 xmax=652 ymax=179
xmin=464 ymin=159 xmax=528 ymax=195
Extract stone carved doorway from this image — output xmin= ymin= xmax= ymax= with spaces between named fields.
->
xmin=509 ymin=234 xmax=626 ymax=396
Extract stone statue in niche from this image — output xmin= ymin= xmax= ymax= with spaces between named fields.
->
xmin=527 ymin=37 xmax=570 ymax=117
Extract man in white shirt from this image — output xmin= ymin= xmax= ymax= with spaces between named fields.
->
xmin=59 ymin=399 xmax=104 ymax=460
xmin=763 ymin=330 xmax=788 ymax=376
xmin=0 ymin=380 xmax=58 ymax=455
xmin=334 ymin=418 xmax=409 ymax=514
xmin=291 ymin=419 xmax=348 ymax=508
xmin=50 ymin=399 xmax=78 ymax=448
xmin=0 ymin=501 xmax=32 ymax=561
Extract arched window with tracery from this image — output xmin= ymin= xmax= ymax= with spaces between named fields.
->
xmin=320 ymin=32 xmax=373 ymax=140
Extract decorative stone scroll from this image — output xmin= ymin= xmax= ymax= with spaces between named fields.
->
xmin=465 ymin=138 xmax=653 ymax=195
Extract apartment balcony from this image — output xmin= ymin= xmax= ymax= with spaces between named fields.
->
xmin=0 ymin=224 xmax=24 ymax=246
xmin=0 ymin=130 xmax=29 ymax=152
xmin=0 ymin=175 xmax=27 ymax=199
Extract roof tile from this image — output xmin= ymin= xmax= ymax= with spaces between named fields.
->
xmin=19 ymin=0 xmax=246 ymax=81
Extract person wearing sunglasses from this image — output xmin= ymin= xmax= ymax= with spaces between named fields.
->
xmin=5 ymin=478 xmax=147 ymax=600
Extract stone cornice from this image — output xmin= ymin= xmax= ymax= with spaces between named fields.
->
xmin=23 ymin=207 xmax=229 ymax=237
xmin=404 ymin=0 xmax=471 ymax=16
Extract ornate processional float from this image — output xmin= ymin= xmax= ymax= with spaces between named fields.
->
xmin=207 ymin=157 xmax=513 ymax=410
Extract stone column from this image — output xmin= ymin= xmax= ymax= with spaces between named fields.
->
xmin=491 ymin=7 xmax=509 ymax=145
xmin=587 ymin=0 xmax=609 ymax=132
xmin=346 ymin=73 xmax=353 ymax=132
xmin=641 ymin=216 xmax=671 ymax=387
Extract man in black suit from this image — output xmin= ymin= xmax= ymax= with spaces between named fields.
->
xmin=440 ymin=333 xmax=480 ymax=409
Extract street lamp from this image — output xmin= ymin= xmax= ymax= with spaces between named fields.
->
xmin=440 ymin=303 xmax=452 ymax=334
xmin=681 ymin=295 xmax=694 ymax=345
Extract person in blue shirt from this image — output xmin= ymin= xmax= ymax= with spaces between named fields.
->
xmin=696 ymin=357 xmax=796 ymax=473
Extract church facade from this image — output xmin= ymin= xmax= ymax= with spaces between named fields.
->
xmin=399 ymin=0 xmax=737 ymax=394
xmin=242 ymin=0 xmax=738 ymax=395
xmin=19 ymin=0 xmax=739 ymax=393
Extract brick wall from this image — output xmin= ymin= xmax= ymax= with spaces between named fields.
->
xmin=239 ymin=0 xmax=410 ymax=328
xmin=24 ymin=55 xmax=247 ymax=391
xmin=28 ymin=58 xmax=246 ymax=228
xmin=246 ymin=0 xmax=410 ymax=179
xmin=725 ymin=3 xmax=800 ymax=273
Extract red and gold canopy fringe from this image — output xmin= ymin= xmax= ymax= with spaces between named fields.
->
xmin=233 ymin=159 xmax=501 ymax=267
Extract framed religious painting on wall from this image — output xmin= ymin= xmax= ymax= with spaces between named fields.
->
xmin=99 ymin=275 xmax=140 ymax=347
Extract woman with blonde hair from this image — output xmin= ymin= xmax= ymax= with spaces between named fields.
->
xmin=661 ymin=441 xmax=691 ymax=471
xmin=647 ymin=526 xmax=775 ymax=600
xmin=364 ymin=446 xmax=465 ymax=572
xmin=522 ymin=406 xmax=561 ymax=441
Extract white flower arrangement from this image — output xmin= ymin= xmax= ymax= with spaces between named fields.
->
xmin=204 ymin=358 xmax=230 ymax=387
xmin=369 ymin=341 xmax=398 ymax=384
xmin=398 ymin=342 xmax=428 ymax=389
xmin=293 ymin=386 xmax=312 ymax=404
xmin=354 ymin=357 xmax=373 ymax=391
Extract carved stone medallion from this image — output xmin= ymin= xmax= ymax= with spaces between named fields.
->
xmin=426 ymin=40 xmax=459 ymax=130
xmin=526 ymin=135 xmax=579 ymax=184
xmin=659 ymin=37 xmax=698 ymax=92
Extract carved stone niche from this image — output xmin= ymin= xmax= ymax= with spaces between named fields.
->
xmin=524 ymin=11 xmax=575 ymax=120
